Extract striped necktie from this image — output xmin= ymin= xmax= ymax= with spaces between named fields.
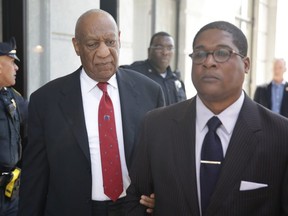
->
xmin=200 ymin=116 xmax=223 ymax=214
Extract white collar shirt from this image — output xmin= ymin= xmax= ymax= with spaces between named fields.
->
xmin=195 ymin=91 xmax=244 ymax=214
xmin=80 ymin=69 xmax=130 ymax=201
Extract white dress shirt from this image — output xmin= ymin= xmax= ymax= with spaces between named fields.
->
xmin=80 ymin=69 xmax=130 ymax=201
xmin=195 ymin=91 xmax=244 ymax=213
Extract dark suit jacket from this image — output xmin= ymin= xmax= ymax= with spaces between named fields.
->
xmin=18 ymin=67 xmax=165 ymax=216
xmin=126 ymin=94 xmax=288 ymax=216
xmin=254 ymin=81 xmax=288 ymax=118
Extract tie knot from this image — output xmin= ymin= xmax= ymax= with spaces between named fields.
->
xmin=97 ymin=82 xmax=108 ymax=92
xmin=207 ymin=116 xmax=221 ymax=132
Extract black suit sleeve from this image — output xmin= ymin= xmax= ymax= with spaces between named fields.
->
xmin=253 ymin=85 xmax=271 ymax=110
xmin=18 ymin=94 xmax=49 ymax=216
xmin=282 ymin=164 xmax=288 ymax=215
xmin=253 ymin=86 xmax=261 ymax=102
xmin=125 ymin=115 xmax=153 ymax=215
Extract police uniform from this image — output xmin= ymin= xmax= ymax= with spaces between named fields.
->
xmin=0 ymin=37 xmax=28 ymax=216
xmin=122 ymin=60 xmax=186 ymax=105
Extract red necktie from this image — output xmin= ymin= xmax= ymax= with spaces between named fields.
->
xmin=98 ymin=82 xmax=123 ymax=201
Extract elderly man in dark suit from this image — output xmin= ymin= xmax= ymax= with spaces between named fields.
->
xmin=18 ymin=9 xmax=163 ymax=216
xmin=254 ymin=58 xmax=288 ymax=118
xmin=126 ymin=21 xmax=288 ymax=216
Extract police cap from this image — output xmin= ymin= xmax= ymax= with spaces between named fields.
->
xmin=0 ymin=37 xmax=20 ymax=61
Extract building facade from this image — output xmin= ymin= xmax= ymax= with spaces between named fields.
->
xmin=0 ymin=0 xmax=286 ymax=99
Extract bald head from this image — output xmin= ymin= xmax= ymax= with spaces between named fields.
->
xmin=273 ymin=58 xmax=286 ymax=84
xmin=74 ymin=9 xmax=119 ymax=41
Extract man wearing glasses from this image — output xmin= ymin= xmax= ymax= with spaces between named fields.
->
xmin=122 ymin=32 xmax=186 ymax=105
xmin=125 ymin=21 xmax=288 ymax=215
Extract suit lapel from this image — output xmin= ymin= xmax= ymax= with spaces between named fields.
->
xmin=58 ymin=68 xmax=90 ymax=161
xmin=280 ymin=82 xmax=288 ymax=114
xmin=172 ymin=98 xmax=201 ymax=216
xmin=206 ymin=96 xmax=262 ymax=215
xmin=267 ymin=83 xmax=272 ymax=109
xmin=116 ymin=69 xmax=140 ymax=168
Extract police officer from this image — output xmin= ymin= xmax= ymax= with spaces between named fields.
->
xmin=0 ymin=37 xmax=28 ymax=216
xmin=122 ymin=31 xmax=186 ymax=105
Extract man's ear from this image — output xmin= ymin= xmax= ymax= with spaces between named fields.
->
xmin=118 ymin=31 xmax=121 ymax=48
xmin=72 ymin=38 xmax=80 ymax=56
xmin=243 ymin=57 xmax=250 ymax=74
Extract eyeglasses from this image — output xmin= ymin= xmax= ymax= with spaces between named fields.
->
xmin=188 ymin=48 xmax=245 ymax=64
xmin=150 ymin=45 xmax=174 ymax=52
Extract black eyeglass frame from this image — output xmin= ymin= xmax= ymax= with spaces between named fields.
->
xmin=188 ymin=48 xmax=245 ymax=64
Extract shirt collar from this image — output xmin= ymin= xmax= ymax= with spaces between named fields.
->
xmin=272 ymin=80 xmax=286 ymax=85
xmin=196 ymin=91 xmax=245 ymax=135
xmin=80 ymin=68 xmax=118 ymax=93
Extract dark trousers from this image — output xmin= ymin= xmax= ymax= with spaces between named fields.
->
xmin=92 ymin=197 xmax=125 ymax=216
xmin=0 ymin=189 xmax=18 ymax=216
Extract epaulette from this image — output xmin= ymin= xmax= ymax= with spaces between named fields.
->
xmin=10 ymin=87 xmax=22 ymax=97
